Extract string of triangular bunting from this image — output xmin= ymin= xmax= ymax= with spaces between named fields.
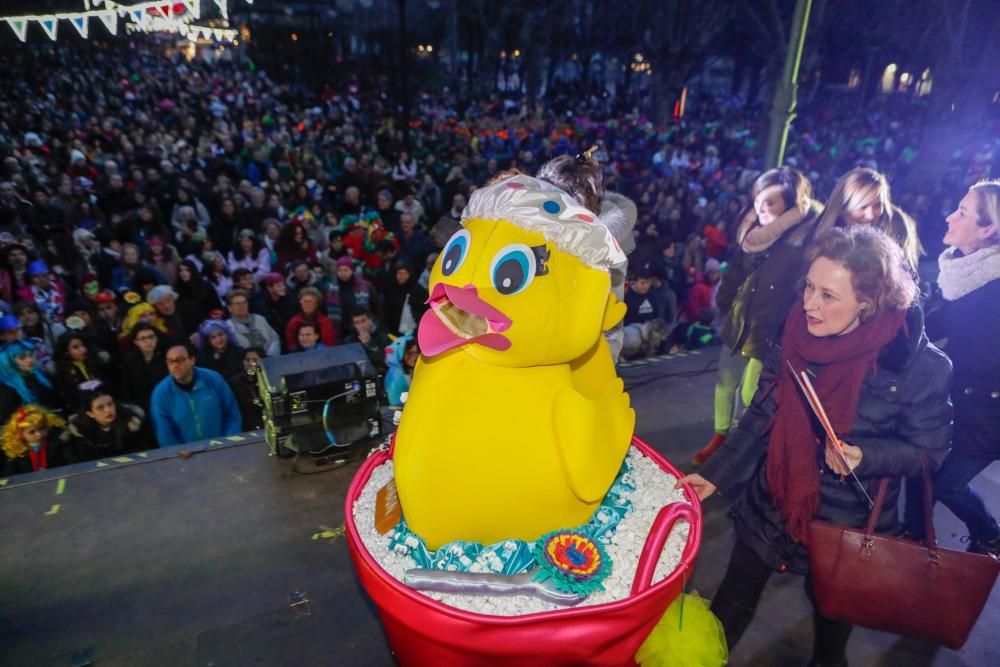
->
xmin=2 ymin=0 xmax=249 ymax=43
xmin=126 ymin=16 xmax=236 ymax=43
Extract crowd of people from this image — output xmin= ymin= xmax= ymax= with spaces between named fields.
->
xmin=0 ymin=35 xmax=996 ymax=487
xmin=0 ymin=30 xmax=998 ymax=666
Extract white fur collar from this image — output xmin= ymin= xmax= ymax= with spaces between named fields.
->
xmin=937 ymin=246 xmax=1000 ymax=300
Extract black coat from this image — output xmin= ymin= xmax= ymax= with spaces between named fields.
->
xmin=382 ymin=277 xmax=429 ymax=337
xmin=228 ymin=371 xmax=264 ymax=432
xmin=701 ymin=306 xmax=953 ymax=573
xmin=624 ymin=285 xmax=675 ymax=326
xmin=161 ymin=301 xmax=204 ymax=339
xmin=251 ymin=292 xmax=297 ymax=346
xmin=121 ymin=350 xmax=169 ymax=412
xmin=196 ymin=345 xmax=245 ymax=380
xmin=55 ymin=358 xmax=112 ymax=412
xmin=0 ymin=375 xmax=61 ymax=425
xmin=398 ymin=229 xmax=435 ymax=271
xmin=66 ymin=405 xmax=154 ymax=461
xmin=927 ymin=277 xmax=1000 ymax=459
xmin=718 ymin=204 xmax=821 ymax=360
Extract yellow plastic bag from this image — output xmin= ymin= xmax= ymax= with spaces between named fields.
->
xmin=635 ymin=593 xmax=728 ymax=667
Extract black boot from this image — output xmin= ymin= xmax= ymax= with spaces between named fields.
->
xmin=809 ymin=608 xmax=853 ymax=667
xmin=967 ymin=533 xmax=1000 ymax=560
xmin=709 ymin=595 xmax=755 ymax=651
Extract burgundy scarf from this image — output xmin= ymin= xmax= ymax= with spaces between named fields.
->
xmin=768 ymin=305 xmax=906 ymax=543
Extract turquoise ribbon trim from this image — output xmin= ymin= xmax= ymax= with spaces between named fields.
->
xmin=387 ymin=458 xmax=635 ymax=575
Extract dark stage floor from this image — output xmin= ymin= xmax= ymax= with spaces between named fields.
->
xmin=1 ymin=347 xmax=997 ymax=666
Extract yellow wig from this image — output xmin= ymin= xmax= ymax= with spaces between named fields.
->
xmin=118 ymin=302 xmax=167 ymax=341
xmin=1 ymin=404 xmax=66 ymax=459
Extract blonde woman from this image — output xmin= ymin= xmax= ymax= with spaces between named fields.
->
xmin=908 ymin=180 xmax=1000 ymax=558
xmin=813 ymin=167 xmax=922 ymax=270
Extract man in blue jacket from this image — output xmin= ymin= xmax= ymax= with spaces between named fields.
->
xmin=151 ymin=343 xmax=243 ymax=447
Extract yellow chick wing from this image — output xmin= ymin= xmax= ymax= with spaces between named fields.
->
xmin=551 ymin=377 xmax=635 ymax=504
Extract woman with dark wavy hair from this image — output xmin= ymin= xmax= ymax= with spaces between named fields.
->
xmin=54 ymin=331 xmax=111 ymax=411
xmin=173 ymin=259 xmax=221 ymax=317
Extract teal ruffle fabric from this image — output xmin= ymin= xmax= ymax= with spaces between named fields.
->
xmin=387 ymin=458 xmax=635 ymax=575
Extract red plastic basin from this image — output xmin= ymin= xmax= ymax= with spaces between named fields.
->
xmin=344 ymin=436 xmax=702 ymax=667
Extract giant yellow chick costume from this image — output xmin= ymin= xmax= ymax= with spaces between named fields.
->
xmin=394 ymin=174 xmax=635 ymax=550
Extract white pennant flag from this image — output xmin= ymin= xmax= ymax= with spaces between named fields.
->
xmin=184 ymin=0 xmax=201 ymax=19
xmin=38 ymin=18 xmax=59 ymax=40
xmin=213 ymin=0 xmax=229 ymax=20
xmin=97 ymin=10 xmax=118 ymax=34
xmin=70 ymin=16 xmax=89 ymax=38
xmin=6 ymin=18 xmax=28 ymax=42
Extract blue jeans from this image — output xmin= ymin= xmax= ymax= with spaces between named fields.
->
xmin=907 ymin=451 xmax=999 ymax=541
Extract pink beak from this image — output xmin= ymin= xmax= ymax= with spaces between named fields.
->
xmin=418 ymin=283 xmax=512 ymax=357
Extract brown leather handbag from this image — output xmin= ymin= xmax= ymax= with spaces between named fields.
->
xmin=808 ymin=461 xmax=1000 ymax=650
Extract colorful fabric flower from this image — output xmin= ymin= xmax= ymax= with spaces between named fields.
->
xmin=531 ymin=529 xmax=611 ymax=598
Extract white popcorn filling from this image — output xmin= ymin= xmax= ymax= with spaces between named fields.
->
xmin=352 ymin=447 xmax=692 ymax=617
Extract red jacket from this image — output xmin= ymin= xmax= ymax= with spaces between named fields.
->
xmin=703 ymin=224 xmax=728 ymax=259
xmin=285 ymin=311 xmax=338 ymax=349
xmin=683 ymin=279 xmax=719 ymax=323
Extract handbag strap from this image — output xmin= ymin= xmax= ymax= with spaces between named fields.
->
xmin=919 ymin=455 xmax=939 ymax=555
xmin=863 ymin=455 xmax=939 ymax=556
xmin=863 ymin=477 xmax=891 ymax=534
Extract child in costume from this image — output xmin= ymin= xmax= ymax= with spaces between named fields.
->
xmin=384 ymin=333 xmax=418 ymax=406
xmin=0 ymin=339 xmax=60 ymax=424
xmin=1 ymin=404 xmax=70 ymax=475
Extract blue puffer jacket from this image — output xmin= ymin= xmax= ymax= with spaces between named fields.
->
xmin=150 ymin=367 xmax=243 ymax=447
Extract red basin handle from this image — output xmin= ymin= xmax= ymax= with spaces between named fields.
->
xmin=630 ymin=502 xmax=698 ymax=596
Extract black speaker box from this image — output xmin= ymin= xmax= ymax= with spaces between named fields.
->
xmin=256 ymin=344 xmax=382 ymax=457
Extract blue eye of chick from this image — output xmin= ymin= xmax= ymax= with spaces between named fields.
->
xmin=490 ymin=244 xmax=537 ymax=296
xmin=441 ymin=230 xmax=470 ymax=277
